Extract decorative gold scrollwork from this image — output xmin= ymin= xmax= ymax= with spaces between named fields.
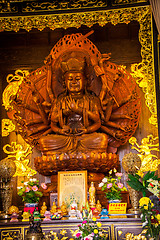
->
xmin=118 ymin=229 xmax=147 ymax=240
xmin=129 ymin=135 xmax=160 ymax=173
xmin=2 ymin=69 xmax=29 ymax=111
xmin=3 ymin=142 xmax=36 ymax=177
xmin=2 ymin=119 xmax=15 ymax=137
xmin=0 ymin=6 xmax=156 ymax=126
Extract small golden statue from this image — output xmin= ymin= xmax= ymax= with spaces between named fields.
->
xmin=89 ymin=182 xmax=96 ymax=208
xmin=96 ymin=200 xmax=102 ymax=213
xmin=50 ymin=201 xmax=57 ymax=215
xmin=40 ymin=202 xmax=47 ymax=216
xmin=22 ymin=211 xmax=31 ymax=222
xmin=61 ymin=202 xmax=68 ymax=216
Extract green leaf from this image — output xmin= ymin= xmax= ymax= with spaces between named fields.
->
xmin=143 ymin=171 xmax=155 ymax=181
xmin=127 ymin=179 xmax=144 ymax=191
xmin=128 ymin=174 xmax=139 ymax=181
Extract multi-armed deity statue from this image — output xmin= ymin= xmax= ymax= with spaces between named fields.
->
xmin=5 ymin=31 xmax=141 ymax=176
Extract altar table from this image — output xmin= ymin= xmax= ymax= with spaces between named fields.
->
xmin=0 ymin=217 xmax=144 ymax=240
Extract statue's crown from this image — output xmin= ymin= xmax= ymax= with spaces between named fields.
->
xmin=61 ymin=52 xmax=86 ymax=73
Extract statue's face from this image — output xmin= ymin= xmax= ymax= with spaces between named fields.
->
xmin=65 ymin=72 xmax=85 ymax=93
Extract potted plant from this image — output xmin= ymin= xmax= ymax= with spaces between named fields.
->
xmin=99 ymin=169 xmax=127 ymax=203
xmin=127 ymin=171 xmax=160 ymax=240
xmin=17 ymin=178 xmax=43 ymax=214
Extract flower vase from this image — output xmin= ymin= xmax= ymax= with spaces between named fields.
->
xmin=108 ymin=200 xmax=121 ymax=203
xmin=127 ymin=184 xmax=140 ymax=216
xmin=24 ymin=203 xmax=38 ymax=214
xmin=1 ymin=181 xmax=13 ymax=217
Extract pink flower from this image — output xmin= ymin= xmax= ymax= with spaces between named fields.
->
xmin=84 ymin=234 xmax=94 ymax=240
xmin=25 ymin=187 xmax=30 ymax=192
xmin=115 ymin=172 xmax=123 ymax=177
xmin=41 ymin=183 xmax=47 ymax=189
xmin=76 ymin=232 xmax=82 ymax=238
xmin=107 ymin=183 xmax=113 ymax=189
xmin=82 ymin=220 xmax=87 ymax=224
xmin=117 ymin=183 xmax=123 ymax=189
xmin=32 ymin=185 xmax=38 ymax=191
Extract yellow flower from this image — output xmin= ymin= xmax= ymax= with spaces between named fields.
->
xmin=136 ymin=170 xmax=144 ymax=178
xmin=154 ymin=223 xmax=159 ymax=228
xmin=94 ymin=229 xmax=98 ymax=234
xmin=92 ymin=217 xmax=97 ymax=221
xmin=97 ymin=222 xmax=102 ymax=227
xmin=109 ymin=170 xmax=112 ymax=175
xmin=151 ymin=216 xmax=154 ymax=219
xmin=156 ymin=214 xmax=160 ymax=221
xmin=139 ymin=197 xmax=151 ymax=207
xmin=143 ymin=205 xmax=148 ymax=210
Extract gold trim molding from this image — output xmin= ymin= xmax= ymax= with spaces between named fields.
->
xmin=0 ymin=6 xmax=150 ymax=32
xmin=0 ymin=6 xmax=157 ymax=125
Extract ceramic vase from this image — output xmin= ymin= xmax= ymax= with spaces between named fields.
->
xmin=24 ymin=203 xmax=38 ymax=214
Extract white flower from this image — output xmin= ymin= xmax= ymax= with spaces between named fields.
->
xmin=102 ymin=178 xmax=108 ymax=183
xmin=84 ymin=235 xmax=93 ymax=240
xmin=142 ymin=221 xmax=148 ymax=227
xmin=99 ymin=182 xmax=104 ymax=188
xmin=30 ymin=178 xmax=37 ymax=182
xmin=147 ymin=186 xmax=160 ymax=197
xmin=17 ymin=186 xmax=22 ymax=189
xmin=147 ymin=179 xmax=159 ymax=186
xmin=24 ymin=182 xmax=28 ymax=185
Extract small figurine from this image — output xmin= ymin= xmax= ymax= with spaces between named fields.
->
xmin=22 ymin=211 xmax=31 ymax=221
xmin=40 ymin=202 xmax=47 ymax=216
xmin=50 ymin=201 xmax=57 ymax=215
xmin=10 ymin=212 xmax=19 ymax=222
xmin=8 ymin=205 xmax=19 ymax=215
xmin=92 ymin=208 xmax=100 ymax=219
xmin=96 ymin=200 xmax=102 ymax=213
xmin=89 ymin=182 xmax=96 ymax=209
xmin=100 ymin=209 xmax=109 ymax=219
xmin=43 ymin=211 xmax=52 ymax=221
xmin=33 ymin=209 xmax=41 ymax=222
xmin=69 ymin=200 xmax=78 ymax=219
xmin=61 ymin=202 xmax=68 ymax=216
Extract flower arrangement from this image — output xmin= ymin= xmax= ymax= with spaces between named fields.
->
xmin=17 ymin=178 xmax=43 ymax=203
xmin=127 ymin=171 xmax=160 ymax=240
xmin=75 ymin=217 xmax=107 ymax=240
xmin=127 ymin=171 xmax=160 ymax=198
xmin=99 ymin=169 xmax=127 ymax=201
xmin=139 ymin=196 xmax=160 ymax=240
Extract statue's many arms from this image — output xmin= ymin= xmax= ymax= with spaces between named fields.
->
xmin=7 ymin=31 xmax=141 ymax=175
